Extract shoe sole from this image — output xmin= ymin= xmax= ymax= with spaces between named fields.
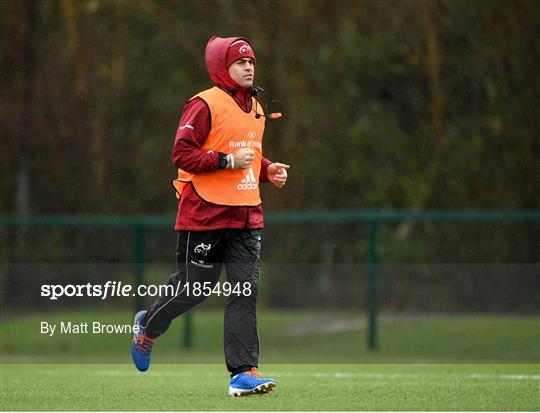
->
xmin=229 ymin=382 xmax=277 ymax=397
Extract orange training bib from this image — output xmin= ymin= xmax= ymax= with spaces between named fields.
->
xmin=173 ymin=87 xmax=265 ymax=206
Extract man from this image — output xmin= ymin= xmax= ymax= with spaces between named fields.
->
xmin=130 ymin=35 xmax=289 ymax=397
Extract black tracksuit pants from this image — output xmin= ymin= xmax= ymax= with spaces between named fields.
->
xmin=142 ymin=229 xmax=261 ymax=375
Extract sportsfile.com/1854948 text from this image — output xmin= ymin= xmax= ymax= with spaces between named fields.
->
xmin=40 ymin=281 xmax=252 ymax=301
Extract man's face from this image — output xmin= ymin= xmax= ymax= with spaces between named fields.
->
xmin=228 ymin=58 xmax=255 ymax=88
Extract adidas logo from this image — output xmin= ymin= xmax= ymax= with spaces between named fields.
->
xmin=237 ymin=168 xmax=258 ymax=190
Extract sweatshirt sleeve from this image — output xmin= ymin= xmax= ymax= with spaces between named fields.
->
xmin=172 ymin=98 xmax=220 ymax=173
xmin=259 ymin=156 xmax=273 ymax=183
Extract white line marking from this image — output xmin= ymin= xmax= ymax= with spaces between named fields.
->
xmin=265 ymin=371 xmax=540 ymax=381
xmin=92 ymin=370 xmax=540 ymax=381
xmin=469 ymin=373 xmax=540 ymax=381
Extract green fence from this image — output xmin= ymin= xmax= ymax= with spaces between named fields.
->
xmin=1 ymin=210 xmax=539 ymax=350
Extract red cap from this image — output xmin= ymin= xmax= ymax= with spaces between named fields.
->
xmin=226 ymin=39 xmax=256 ymax=68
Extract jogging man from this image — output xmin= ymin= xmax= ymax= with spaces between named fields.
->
xmin=130 ymin=35 xmax=289 ymax=397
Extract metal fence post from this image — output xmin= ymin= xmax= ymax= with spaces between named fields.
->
xmin=134 ymin=223 xmax=146 ymax=312
xmin=367 ymin=219 xmax=378 ymax=350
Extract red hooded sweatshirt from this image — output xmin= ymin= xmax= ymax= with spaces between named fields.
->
xmin=172 ymin=36 xmax=272 ymax=231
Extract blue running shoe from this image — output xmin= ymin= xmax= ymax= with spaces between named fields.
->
xmin=228 ymin=368 xmax=277 ymax=397
xmin=130 ymin=310 xmax=154 ymax=372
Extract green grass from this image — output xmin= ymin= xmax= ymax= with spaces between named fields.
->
xmin=1 ymin=311 xmax=539 ymax=410
xmin=1 ymin=310 xmax=539 ymax=363
xmin=1 ymin=363 xmax=539 ymax=410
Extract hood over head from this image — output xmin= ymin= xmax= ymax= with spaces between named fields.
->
xmin=205 ymin=36 xmax=256 ymax=91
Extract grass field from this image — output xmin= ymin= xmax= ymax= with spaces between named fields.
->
xmin=1 ymin=363 xmax=539 ymax=410
xmin=1 ymin=310 xmax=539 ymax=410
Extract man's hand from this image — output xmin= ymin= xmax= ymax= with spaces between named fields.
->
xmin=267 ymin=163 xmax=290 ymax=188
xmin=231 ymin=148 xmax=255 ymax=169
